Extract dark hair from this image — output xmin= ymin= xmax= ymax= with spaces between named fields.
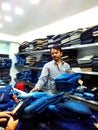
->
xmin=50 ymin=45 xmax=62 ymax=52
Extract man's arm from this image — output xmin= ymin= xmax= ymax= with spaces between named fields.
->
xmin=30 ymin=64 xmax=49 ymax=92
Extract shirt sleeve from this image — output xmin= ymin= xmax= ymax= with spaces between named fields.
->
xmin=35 ymin=63 xmax=49 ymax=90
xmin=67 ymin=63 xmax=71 ymax=72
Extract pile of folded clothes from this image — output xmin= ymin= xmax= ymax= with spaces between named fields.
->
xmin=33 ymin=53 xmax=52 ymax=67
xmin=62 ymin=50 xmax=78 ymax=67
xmin=15 ymin=91 xmax=98 ymax=130
xmin=16 ymin=70 xmax=41 ymax=84
xmin=71 ymin=84 xmax=98 ymax=101
xmin=15 ymin=54 xmax=38 ymax=67
xmin=80 ymin=25 xmax=98 ymax=45
xmin=54 ymin=73 xmax=81 ymax=92
xmin=0 ymin=58 xmax=12 ymax=69
xmin=0 ymin=58 xmax=12 ymax=83
xmin=0 ymin=84 xmax=98 ymax=130
xmin=31 ymin=38 xmax=48 ymax=51
xmin=18 ymin=25 xmax=98 ymax=53
xmin=0 ymin=85 xmax=17 ymax=111
xmin=92 ymin=55 xmax=98 ymax=72
xmin=18 ymin=41 xmax=34 ymax=52
xmin=25 ymin=56 xmax=37 ymax=66
xmin=15 ymin=54 xmax=26 ymax=67
xmin=18 ymin=28 xmax=85 ymax=52
xmin=77 ymin=55 xmax=94 ymax=68
xmin=69 ymin=28 xmax=83 ymax=46
xmin=69 ymin=74 xmax=98 ymax=101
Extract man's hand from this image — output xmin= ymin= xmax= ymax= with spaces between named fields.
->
xmin=5 ymin=117 xmax=19 ymax=130
xmin=0 ymin=112 xmax=12 ymax=122
xmin=30 ymin=87 xmax=38 ymax=92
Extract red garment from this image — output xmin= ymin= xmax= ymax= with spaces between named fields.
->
xmin=15 ymin=82 xmax=25 ymax=91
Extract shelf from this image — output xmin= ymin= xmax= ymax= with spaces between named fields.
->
xmin=62 ymin=42 xmax=98 ymax=50
xmin=72 ymin=67 xmax=98 ymax=75
xmin=76 ymin=71 xmax=98 ymax=75
xmin=69 ymin=94 xmax=98 ymax=111
xmin=15 ymin=66 xmax=98 ymax=75
xmin=15 ymin=65 xmax=42 ymax=71
xmin=17 ymin=49 xmax=50 ymax=55
xmin=17 ymin=42 xmax=98 ymax=55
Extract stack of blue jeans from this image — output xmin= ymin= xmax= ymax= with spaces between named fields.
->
xmin=55 ymin=73 xmax=81 ymax=92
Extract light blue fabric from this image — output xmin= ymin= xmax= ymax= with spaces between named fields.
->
xmin=17 ymin=91 xmax=50 ymax=99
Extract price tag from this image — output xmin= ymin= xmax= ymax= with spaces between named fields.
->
xmin=78 ymin=79 xmax=83 ymax=85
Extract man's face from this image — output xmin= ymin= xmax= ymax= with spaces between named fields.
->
xmin=51 ymin=48 xmax=62 ymax=61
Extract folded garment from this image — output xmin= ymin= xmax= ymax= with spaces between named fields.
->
xmin=55 ymin=73 xmax=81 ymax=81
xmin=55 ymin=73 xmax=81 ymax=84
xmin=56 ymin=100 xmax=92 ymax=117
xmin=83 ymin=92 xmax=95 ymax=100
xmin=24 ymin=92 xmax=64 ymax=114
xmin=33 ymin=53 xmax=52 ymax=67
xmin=17 ymin=91 xmax=50 ymax=99
xmin=0 ymin=99 xmax=16 ymax=111
xmin=55 ymin=73 xmax=81 ymax=92
xmin=12 ymin=98 xmax=33 ymax=120
xmin=78 ymin=55 xmax=94 ymax=62
xmin=52 ymin=34 xmax=62 ymax=43
xmin=19 ymin=41 xmax=30 ymax=52
xmin=79 ymin=63 xmax=92 ymax=68
xmin=0 ymin=85 xmax=12 ymax=103
xmin=47 ymin=35 xmax=54 ymax=43
xmin=80 ymin=25 xmax=98 ymax=40
xmin=0 ymin=59 xmax=12 ymax=69
xmin=81 ymin=38 xmax=94 ymax=44
xmin=51 ymin=119 xmax=95 ymax=130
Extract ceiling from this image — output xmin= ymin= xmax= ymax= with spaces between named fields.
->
xmin=0 ymin=0 xmax=98 ymax=37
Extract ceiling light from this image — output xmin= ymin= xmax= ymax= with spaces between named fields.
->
xmin=30 ymin=0 xmax=40 ymax=4
xmin=15 ymin=7 xmax=23 ymax=15
xmin=0 ymin=23 xmax=3 ymax=28
xmin=1 ymin=2 xmax=11 ymax=11
xmin=4 ymin=16 xmax=12 ymax=22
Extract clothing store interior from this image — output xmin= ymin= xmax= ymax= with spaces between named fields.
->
xmin=0 ymin=0 xmax=98 ymax=130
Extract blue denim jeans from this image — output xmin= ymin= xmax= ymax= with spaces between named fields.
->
xmin=24 ymin=92 xmax=64 ymax=114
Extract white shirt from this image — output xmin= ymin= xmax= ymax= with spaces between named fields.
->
xmin=35 ymin=60 xmax=70 ymax=94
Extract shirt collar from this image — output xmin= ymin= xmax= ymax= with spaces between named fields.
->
xmin=53 ymin=60 xmax=64 ymax=64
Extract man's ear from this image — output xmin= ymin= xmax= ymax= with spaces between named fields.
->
xmin=61 ymin=52 xmax=63 ymax=57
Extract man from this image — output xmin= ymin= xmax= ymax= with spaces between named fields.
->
xmin=30 ymin=45 xmax=70 ymax=94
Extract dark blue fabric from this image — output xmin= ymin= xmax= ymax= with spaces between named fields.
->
xmin=0 ymin=85 xmax=12 ymax=103
xmin=51 ymin=119 xmax=94 ymax=130
xmin=57 ymin=100 xmax=92 ymax=117
xmin=47 ymin=99 xmax=93 ymax=124
xmin=24 ymin=92 xmax=64 ymax=114
xmin=12 ymin=98 xmax=33 ymax=120
xmin=0 ymin=99 xmax=17 ymax=111
xmin=55 ymin=73 xmax=81 ymax=92
xmin=16 ymin=70 xmax=40 ymax=83
xmin=0 ymin=59 xmax=12 ymax=69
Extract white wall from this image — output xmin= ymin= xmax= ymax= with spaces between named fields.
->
xmin=17 ymin=6 xmax=98 ymax=42
xmin=0 ymin=6 xmax=97 ymax=43
xmin=0 ymin=41 xmax=19 ymax=86
xmin=8 ymin=42 xmax=19 ymax=86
